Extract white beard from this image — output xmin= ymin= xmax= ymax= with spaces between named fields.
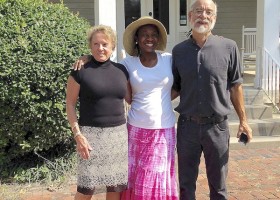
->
xmin=190 ymin=19 xmax=216 ymax=34
xmin=195 ymin=25 xmax=208 ymax=33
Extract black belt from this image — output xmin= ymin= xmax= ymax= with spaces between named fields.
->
xmin=180 ymin=115 xmax=227 ymax=125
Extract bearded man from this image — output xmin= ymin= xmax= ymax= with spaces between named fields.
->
xmin=171 ymin=0 xmax=253 ymax=199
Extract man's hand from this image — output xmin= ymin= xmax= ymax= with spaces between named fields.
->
xmin=73 ymin=55 xmax=90 ymax=71
xmin=237 ymin=121 xmax=253 ymax=143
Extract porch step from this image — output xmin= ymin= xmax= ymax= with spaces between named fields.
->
xmin=228 ymin=104 xmax=273 ymax=120
xmin=229 ymin=136 xmax=280 ymax=150
xmin=229 ymin=80 xmax=280 ymax=148
xmin=243 ymin=86 xmax=272 ymax=105
xmin=242 ymin=86 xmax=265 ymax=105
xmin=229 ymin=116 xmax=280 ymax=137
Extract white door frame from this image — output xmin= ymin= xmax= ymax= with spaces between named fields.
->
xmin=141 ymin=0 xmax=152 ymax=16
xmin=116 ymin=0 xmax=126 ymax=61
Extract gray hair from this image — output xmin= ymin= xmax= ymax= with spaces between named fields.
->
xmin=190 ymin=0 xmax=218 ymax=15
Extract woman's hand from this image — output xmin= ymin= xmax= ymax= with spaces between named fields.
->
xmin=75 ymin=134 xmax=93 ymax=160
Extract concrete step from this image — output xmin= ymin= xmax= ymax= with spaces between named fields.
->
xmin=229 ymin=136 xmax=280 ymax=150
xmin=243 ymin=69 xmax=256 ymax=85
xmin=242 ymin=86 xmax=265 ymax=105
xmin=228 ymin=104 xmax=273 ymax=120
xmin=243 ymin=63 xmax=256 ymax=70
xmin=229 ymin=118 xmax=280 ymax=137
xmin=242 ymin=86 xmax=273 ymax=105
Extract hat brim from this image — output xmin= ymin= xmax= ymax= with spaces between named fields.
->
xmin=123 ymin=17 xmax=167 ymax=56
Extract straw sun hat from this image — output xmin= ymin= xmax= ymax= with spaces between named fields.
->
xmin=123 ymin=16 xmax=167 ymax=56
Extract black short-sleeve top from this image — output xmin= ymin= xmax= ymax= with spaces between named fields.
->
xmin=70 ymin=57 xmax=129 ymax=127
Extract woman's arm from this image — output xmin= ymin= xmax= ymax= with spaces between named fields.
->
xmin=66 ymin=76 xmax=80 ymax=128
xmin=66 ymin=76 xmax=92 ymax=159
xmin=125 ymin=81 xmax=132 ymax=105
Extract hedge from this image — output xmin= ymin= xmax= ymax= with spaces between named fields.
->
xmin=0 ymin=0 xmax=90 ymax=166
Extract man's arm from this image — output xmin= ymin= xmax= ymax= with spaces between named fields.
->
xmin=230 ymin=83 xmax=253 ymax=142
xmin=171 ymin=52 xmax=181 ymax=101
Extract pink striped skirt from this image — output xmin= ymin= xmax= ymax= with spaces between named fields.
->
xmin=121 ymin=124 xmax=178 ymax=200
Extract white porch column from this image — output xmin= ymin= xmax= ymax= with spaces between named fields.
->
xmin=256 ymin=0 xmax=280 ymax=88
xmin=94 ymin=0 xmax=118 ymax=62
xmin=255 ymin=0 xmax=264 ymax=88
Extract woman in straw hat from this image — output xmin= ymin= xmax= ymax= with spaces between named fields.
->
xmin=73 ymin=17 xmax=178 ymax=200
xmin=120 ymin=16 xmax=178 ymax=200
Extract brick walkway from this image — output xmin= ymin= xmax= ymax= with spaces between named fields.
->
xmin=16 ymin=147 xmax=280 ymax=200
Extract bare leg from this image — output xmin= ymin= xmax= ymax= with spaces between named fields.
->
xmin=74 ymin=192 xmax=93 ymax=200
xmin=106 ymin=192 xmax=121 ymax=200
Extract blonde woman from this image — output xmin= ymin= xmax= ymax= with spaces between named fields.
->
xmin=66 ymin=25 xmax=129 ymax=200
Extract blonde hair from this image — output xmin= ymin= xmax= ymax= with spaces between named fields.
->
xmin=87 ymin=25 xmax=117 ymax=50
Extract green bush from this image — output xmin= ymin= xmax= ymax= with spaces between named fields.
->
xmin=0 ymin=0 xmax=90 ymax=167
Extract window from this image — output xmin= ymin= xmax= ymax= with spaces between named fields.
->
xmin=124 ymin=0 xmax=141 ymax=28
xmin=153 ymin=0 xmax=170 ymax=34
xmin=180 ymin=0 xmax=186 ymax=26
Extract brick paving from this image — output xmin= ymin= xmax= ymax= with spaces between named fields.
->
xmin=10 ymin=147 xmax=280 ymax=200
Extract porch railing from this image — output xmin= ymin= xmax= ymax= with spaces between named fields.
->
xmin=262 ymin=48 xmax=280 ymax=111
xmin=240 ymin=26 xmax=257 ymax=71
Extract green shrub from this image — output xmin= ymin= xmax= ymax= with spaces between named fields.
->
xmin=0 ymin=0 xmax=90 ymax=167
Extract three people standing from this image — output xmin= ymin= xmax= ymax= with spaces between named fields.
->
xmin=69 ymin=0 xmax=253 ymax=199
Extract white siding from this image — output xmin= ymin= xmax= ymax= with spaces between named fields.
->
xmin=49 ymin=0 xmax=95 ymax=25
xmin=213 ymin=0 xmax=257 ymax=49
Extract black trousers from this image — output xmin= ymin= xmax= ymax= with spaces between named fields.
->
xmin=177 ymin=115 xmax=230 ymax=200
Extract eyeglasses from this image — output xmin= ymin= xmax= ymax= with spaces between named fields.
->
xmin=192 ymin=9 xmax=216 ymax=17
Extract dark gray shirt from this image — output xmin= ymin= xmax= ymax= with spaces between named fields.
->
xmin=172 ymin=34 xmax=243 ymax=117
